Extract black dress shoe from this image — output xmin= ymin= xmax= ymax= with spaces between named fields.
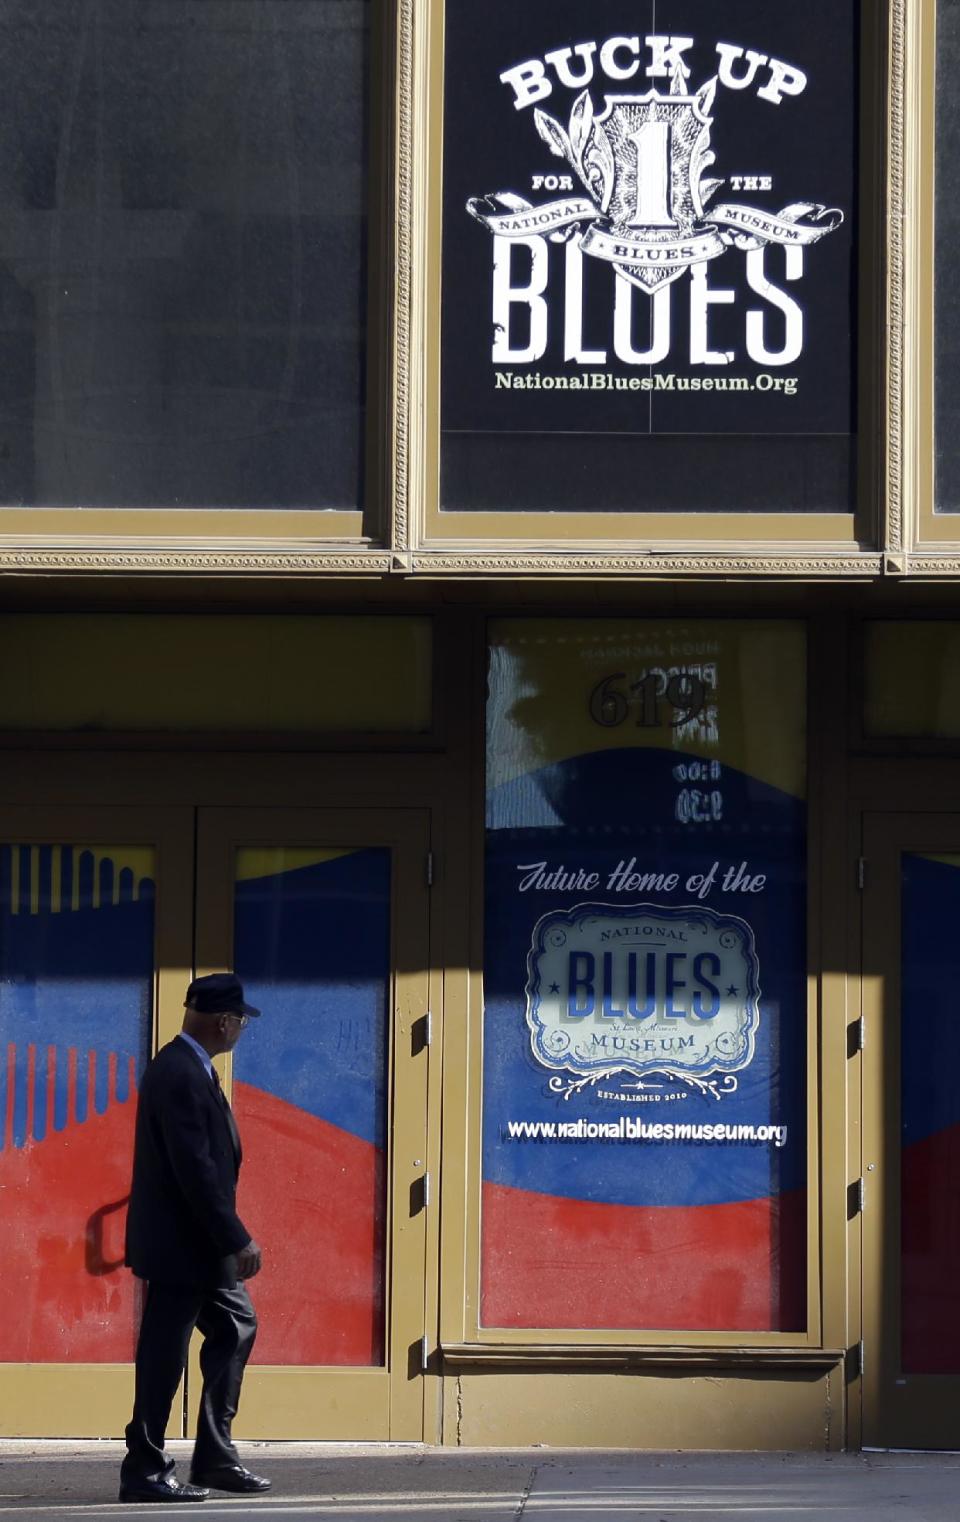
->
xmin=189 ymin=1464 xmax=271 ymax=1494
xmin=118 ymin=1475 xmax=209 ymax=1503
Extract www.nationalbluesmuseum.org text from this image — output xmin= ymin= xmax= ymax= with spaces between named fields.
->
xmin=506 ymin=1118 xmax=789 ymax=1147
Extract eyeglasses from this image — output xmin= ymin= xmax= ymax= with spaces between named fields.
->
xmin=224 ymin=1011 xmax=249 ymax=1028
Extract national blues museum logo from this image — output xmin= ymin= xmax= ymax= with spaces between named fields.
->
xmin=525 ymin=902 xmax=761 ymax=1091
xmin=467 ymin=52 xmax=843 ymax=296
xmin=440 ymin=3 xmax=857 ymax=451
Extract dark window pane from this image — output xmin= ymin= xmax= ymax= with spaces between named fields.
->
xmin=0 ymin=0 xmax=369 ymax=509
xmin=444 ymin=434 xmax=854 ymax=514
xmin=936 ymin=0 xmax=960 ymax=511
xmin=441 ymin=0 xmax=859 ymax=513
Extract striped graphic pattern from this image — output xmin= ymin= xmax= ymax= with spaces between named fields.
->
xmin=1 ymin=1042 xmax=138 ymax=1151
xmin=0 ymin=844 xmax=154 ymax=914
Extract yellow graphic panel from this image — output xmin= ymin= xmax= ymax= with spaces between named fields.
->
xmin=488 ymin=619 xmax=806 ymax=798
xmin=235 ymin=848 xmax=355 ymax=883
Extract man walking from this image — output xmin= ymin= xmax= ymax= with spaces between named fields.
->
xmin=119 ymin=973 xmax=271 ymax=1504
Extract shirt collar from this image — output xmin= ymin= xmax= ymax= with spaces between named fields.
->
xmin=177 ymin=1029 xmax=215 ymax=1081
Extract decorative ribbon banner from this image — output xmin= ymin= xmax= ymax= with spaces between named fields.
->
xmin=580 ymin=222 xmax=724 ymax=274
xmin=466 ymin=190 xmax=845 ymax=291
xmin=711 ymin=202 xmax=844 ymax=251
xmin=467 ymin=193 xmax=594 ymax=242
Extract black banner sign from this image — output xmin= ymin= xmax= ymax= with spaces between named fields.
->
xmin=440 ymin=0 xmax=859 ymax=513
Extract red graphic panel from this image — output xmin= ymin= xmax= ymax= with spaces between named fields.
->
xmin=902 ymin=1124 xmax=960 ymax=1375
xmin=0 ymin=1047 xmax=138 ymax=1362
xmin=481 ymin=1181 xmax=806 ymax=1331
xmin=235 ymin=1082 xmax=385 ymax=1366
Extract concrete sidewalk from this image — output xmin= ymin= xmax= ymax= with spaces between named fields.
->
xmin=0 ymin=1444 xmax=958 ymax=1521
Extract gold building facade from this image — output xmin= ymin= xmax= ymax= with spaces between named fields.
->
xmin=0 ymin=0 xmax=955 ymax=1451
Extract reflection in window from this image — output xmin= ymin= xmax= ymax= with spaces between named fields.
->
xmin=0 ymin=1 xmax=370 ymax=510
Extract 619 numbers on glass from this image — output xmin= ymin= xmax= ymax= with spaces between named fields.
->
xmin=589 ymin=670 xmax=708 ymax=730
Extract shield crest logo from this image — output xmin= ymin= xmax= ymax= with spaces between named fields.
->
xmin=594 ymin=78 xmax=720 ymax=291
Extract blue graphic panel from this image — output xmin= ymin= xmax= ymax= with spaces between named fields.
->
xmin=901 ymin=855 xmax=960 ymax=1146
xmin=233 ymin=849 xmax=390 ymax=1148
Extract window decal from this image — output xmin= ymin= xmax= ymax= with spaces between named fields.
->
xmin=525 ymin=901 xmax=761 ymax=1087
xmin=481 ymin=619 xmax=808 ymax=1330
xmin=441 ymin=2 xmax=859 ymax=512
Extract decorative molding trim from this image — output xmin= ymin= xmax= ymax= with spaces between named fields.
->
xmin=411 ymin=552 xmax=884 ymax=577
xmin=440 ymin=1342 xmax=845 ymax=1373
xmin=903 ymin=554 xmax=960 ymax=574
xmin=886 ymin=0 xmax=906 ymax=553
xmin=391 ymin=0 xmax=415 ymax=553
xmin=25 ymin=543 xmax=960 ymax=577
xmin=0 ymin=548 xmax=395 ymax=574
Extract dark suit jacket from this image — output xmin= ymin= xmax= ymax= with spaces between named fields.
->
xmin=124 ymin=1035 xmax=252 ymax=1289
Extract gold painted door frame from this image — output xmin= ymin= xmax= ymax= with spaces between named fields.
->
xmin=861 ymin=812 xmax=960 ymax=1449
xmin=194 ymin=806 xmax=432 ymax=1442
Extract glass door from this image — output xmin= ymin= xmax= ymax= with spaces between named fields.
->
xmin=194 ymin=808 xmax=432 ymax=1441
xmin=861 ymin=813 xmax=960 ymax=1448
xmin=0 ymin=807 xmax=193 ymax=1436
xmin=0 ymin=803 xmax=432 ymax=1442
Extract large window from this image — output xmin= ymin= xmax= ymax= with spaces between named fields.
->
xmin=440 ymin=1 xmax=860 ymax=518
xmin=482 ymin=618 xmax=808 ymax=1332
xmin=0 ymin=1 xmax=370 ymax=517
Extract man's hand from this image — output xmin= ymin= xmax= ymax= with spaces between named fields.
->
xmin=236 ymin=1239 xmax=263 ymax=1280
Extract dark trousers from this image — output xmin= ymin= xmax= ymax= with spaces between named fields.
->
xmin=121 ymin=1281 xmax=258 ymax=1483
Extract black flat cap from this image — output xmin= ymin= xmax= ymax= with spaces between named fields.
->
xmin=185 ymin=972 xmax=260 ymax=1018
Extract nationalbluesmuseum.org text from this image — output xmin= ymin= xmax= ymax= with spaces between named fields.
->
xmin=506 ymin=1118 xmax=789 ymax=1147
xmin=494 ymin=370 xmax=799 ymax=395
